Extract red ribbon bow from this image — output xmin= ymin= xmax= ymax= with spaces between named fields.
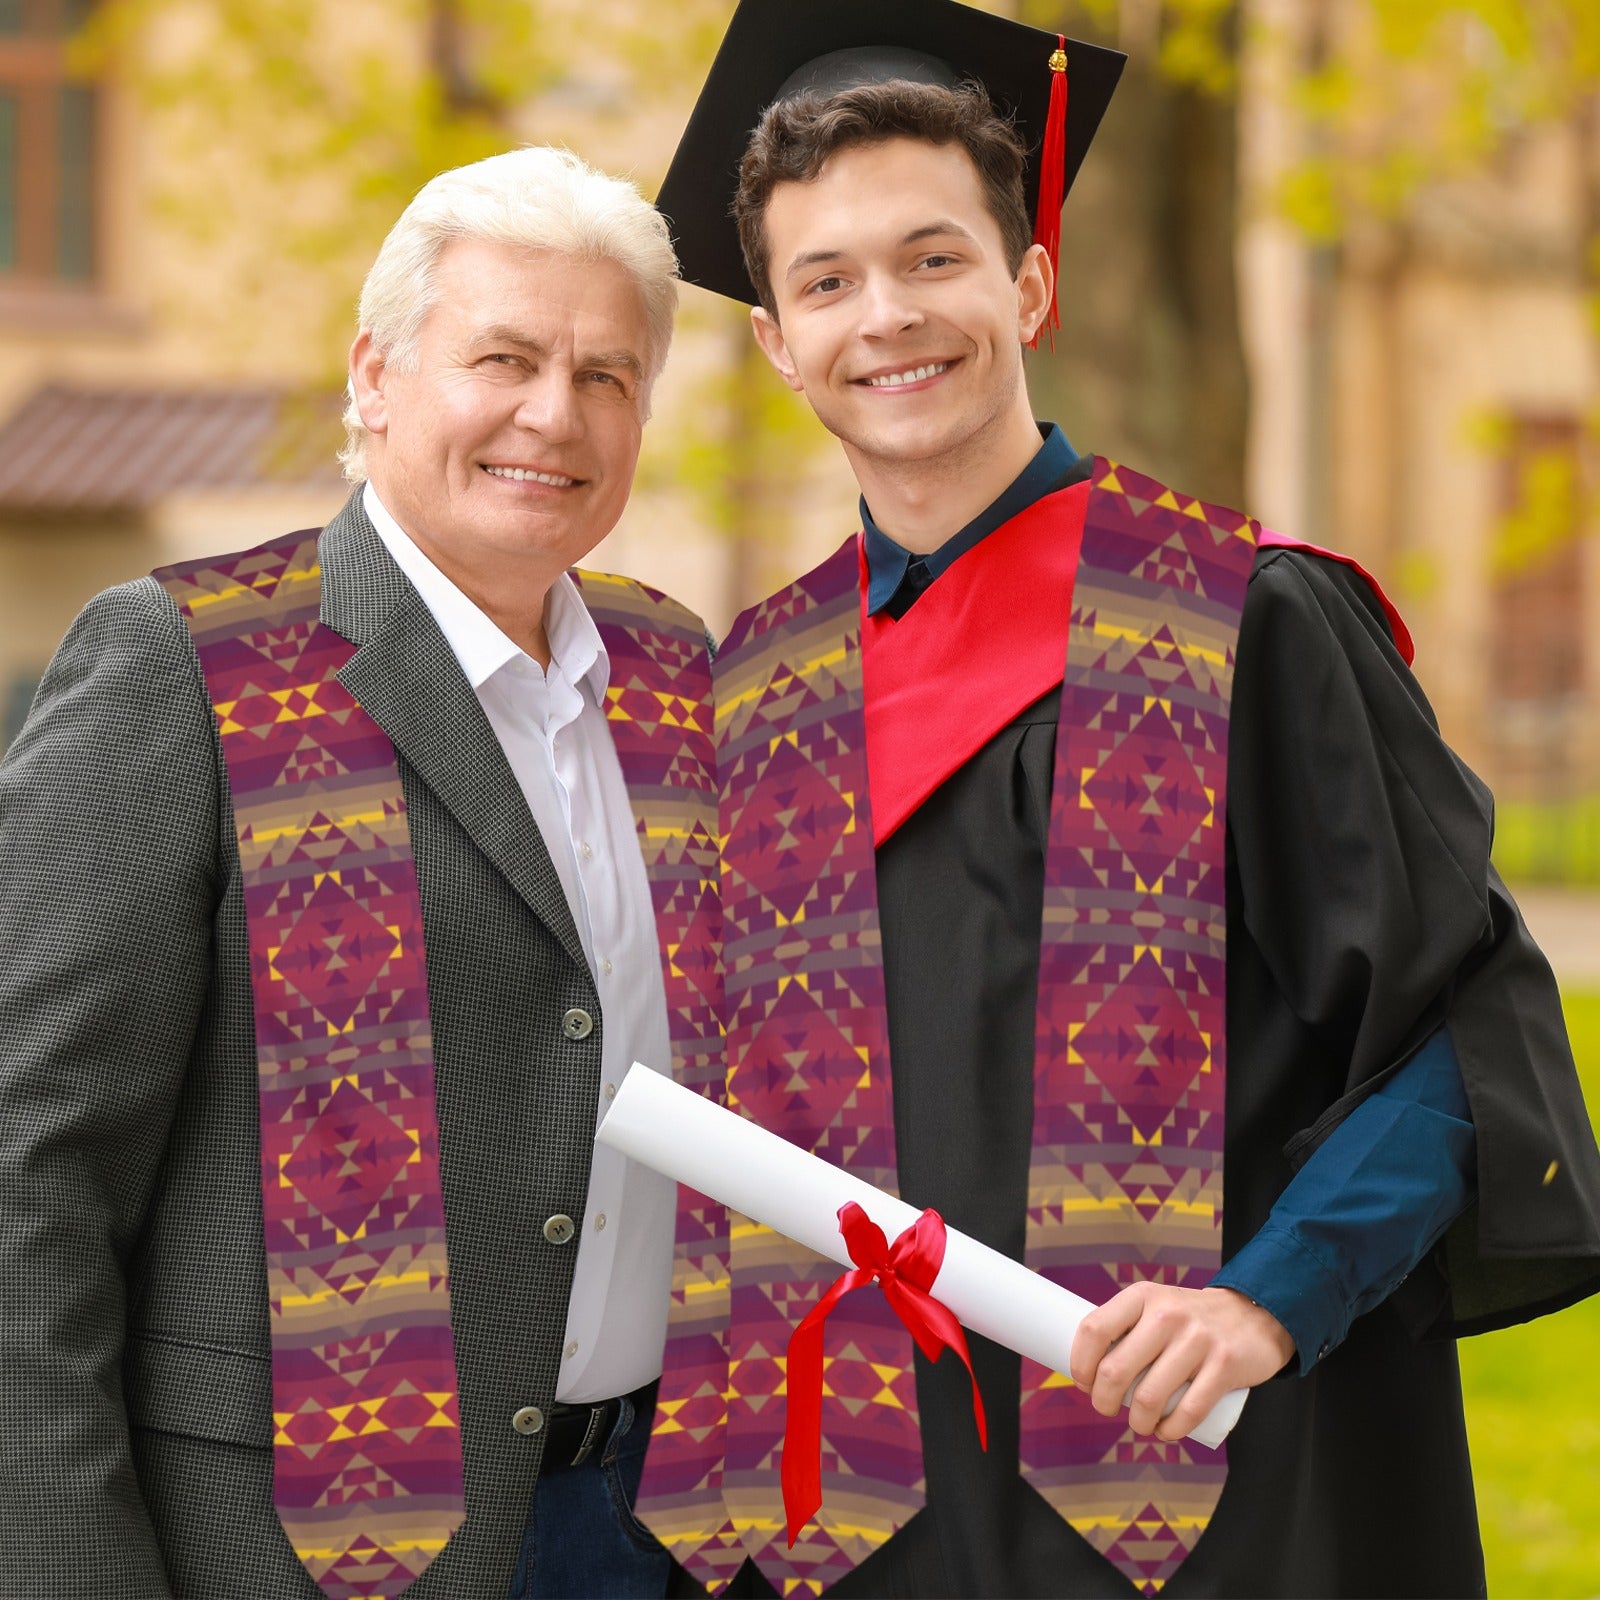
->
xmin=781 ymin=1202 xmax=988 ymax=1546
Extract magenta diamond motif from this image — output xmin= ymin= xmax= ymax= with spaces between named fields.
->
xmin=1075 ymin=953 xmax=1211 ymax=1143
xmin=673 ymin=880 xmax=721 ymax=1009
xmin=282 ymin=1079 xmax=417 ymax=1239
xmin=274 ymin=872 xmax=399 ymax=1030
xmin=733 ymin=978 xmax=868 ymax=1150
xmin=723 ymin=736 xmax=852 ymax=921
xmin=1080 ymin=705 xmax=1212 ymax=887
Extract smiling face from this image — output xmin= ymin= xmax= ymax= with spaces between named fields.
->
xmin=750 ymin=136 xmax=1050 ymax=480
xmin=352 ymin=236 xmax=652 ymax=594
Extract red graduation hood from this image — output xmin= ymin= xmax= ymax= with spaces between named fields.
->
xmin=861 ymin=482 xmax=1087 ymax=847
xmin=859 ymin=494 xmax=1413 ymax=847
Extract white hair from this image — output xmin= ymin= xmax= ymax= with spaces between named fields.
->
xmin=339 ymin=145 xmax=679 ymax=482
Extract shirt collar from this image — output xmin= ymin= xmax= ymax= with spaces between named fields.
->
xmin=361 ymin=481 xmax=609 ymax=701
xmin=544 ymin=568 xmax=609 ymax=703
xmin=862 ymin=422 xmax=1078 ymax=615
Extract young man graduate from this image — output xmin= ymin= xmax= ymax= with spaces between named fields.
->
xmin=640 ymin=2 xmax=1600 ymax=1596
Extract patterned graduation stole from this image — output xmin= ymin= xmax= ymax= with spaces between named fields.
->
xmin=716 ymin=553 xmax=909 ymax=1595
xmin=714 ymin=461 xmax=1256 ymax=1598
xmin=571 ymin=572 xmax=745 ymax=1594
xmin=158 ymin=534 xmax=464 ymax=1600
xmin=1022 ymin=462 xmax=1256 ymax=1594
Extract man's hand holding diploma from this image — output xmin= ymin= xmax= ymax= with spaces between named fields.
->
xmin=596 ymin=1063 xmax=1250 ymax=1447
xmin=1071 ymin=1283 xmax=1296 ymax=1443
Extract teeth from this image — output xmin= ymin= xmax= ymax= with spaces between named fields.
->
xmin=484 ymin=465 xmax=577 ymax=486
xmin=865 ymin=363 xmax=948 ymax=388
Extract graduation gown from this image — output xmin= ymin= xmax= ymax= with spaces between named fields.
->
xmin=768 ymin=541 xmax=1600 ymax=1599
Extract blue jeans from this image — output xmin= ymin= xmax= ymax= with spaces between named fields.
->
xmin=508 ymin=1388 xmax=673 ymax=1599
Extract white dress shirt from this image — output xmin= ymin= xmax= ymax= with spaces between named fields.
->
xmin=364 ymin=482 xmax=676 ymax=1403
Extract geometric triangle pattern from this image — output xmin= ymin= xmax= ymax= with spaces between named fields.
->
xmin=1022 ymin=461 xmax=1257 ymax=1596
xmin=714 ymin=542 xmax=916 ymax=1597
xmin=572 ymin=570 xmax=744 ymax=1595
xmin=157 ymin=532 xmax=464 ymax=1600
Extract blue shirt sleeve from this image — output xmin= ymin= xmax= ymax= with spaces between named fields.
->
xmin=1211 ymin=1025 xmax=1476 ymax=1372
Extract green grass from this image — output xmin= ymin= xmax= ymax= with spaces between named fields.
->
xmin=1492 ymin=800 xmax=1600 ymax=887
xmin=1460 ymin=990 xmax=1600 ymax=1597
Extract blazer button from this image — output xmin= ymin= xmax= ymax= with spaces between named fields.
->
xmin=561 ymin=1007 xmax=594 ymax=1041
xmin=512 ymin=1405 xmax=545 ymax=1436
xmin=543 ymin=1214 xmax=576 ymax=1246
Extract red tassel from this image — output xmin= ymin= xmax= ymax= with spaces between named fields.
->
xmin=1029 ymin=37 xmax=1069 ymax=352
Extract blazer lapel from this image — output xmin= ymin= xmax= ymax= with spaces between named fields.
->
xmin=317 ymin=492 xmax=589 ymax=974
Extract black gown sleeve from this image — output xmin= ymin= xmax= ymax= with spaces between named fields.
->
xmin=1227 ymin=548 xmax=1600 ymax=1336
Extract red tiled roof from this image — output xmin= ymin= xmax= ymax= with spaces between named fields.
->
xmin=0 ymin=385 xmax=347 ymax=512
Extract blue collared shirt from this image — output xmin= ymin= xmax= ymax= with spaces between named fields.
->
xmin=861 ymin=424 xmax=1477 ymax=1370
xmin=863 ymin=423 xmax=1083 ymax=617
xmin=1211 ymin=1028 xmax=1474 ymax=1370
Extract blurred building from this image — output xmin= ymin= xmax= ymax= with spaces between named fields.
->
xmin=4 ymin=0 xmax=1597 ymax=859
xmin=1239 ymin=0 xmax=1600 ymax=863
xmin=0 ymin=0 xmax=349 ymax=742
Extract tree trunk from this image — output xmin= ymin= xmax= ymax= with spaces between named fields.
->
xmin=1027 ymin=9 xmax=1250 ymax=511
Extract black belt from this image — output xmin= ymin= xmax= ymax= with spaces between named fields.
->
xmin=542 ymin=1378 xmax=658 ymax=1470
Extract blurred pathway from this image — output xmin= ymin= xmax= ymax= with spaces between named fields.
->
xmin=1506 ymin=885 xmax=1600 ymax=991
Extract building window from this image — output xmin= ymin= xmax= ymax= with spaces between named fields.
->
xmin=0 ymin=0 xmax=97 ymax=284
xmin=1487 ymin=413 xmax=1593 ymax=817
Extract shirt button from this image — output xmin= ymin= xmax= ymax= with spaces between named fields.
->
xmin=603 ymin=1083 xmax=617 ymax=1102
xmin=594 ymin=1213 xmax=607 ymax=1232
xmin=564 ymin=1341 xmax=579 ymax=1360
xmin=544 ymin=1214 xmax=576 ymax=1246
xmin=601 ymin=958 xmax=613 ymax=976
xmin=561 ymin=1007 xmax=593 ymax=1041
xmin=581 ymin=841 xmax=594 ymax=860
xmin=512 ymin=1405 xmax=545 ymax=1435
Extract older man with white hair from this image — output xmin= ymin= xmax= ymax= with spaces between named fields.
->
xmin=0 ymin=147 xmax=723 ymax=1600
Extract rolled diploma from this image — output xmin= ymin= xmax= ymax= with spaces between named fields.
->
xmin=599 ymin=1062 xmax=1245 ymax=1450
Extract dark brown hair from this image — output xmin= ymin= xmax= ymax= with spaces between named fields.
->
xmin=734 ymin=79 xmax=1032 ymax=316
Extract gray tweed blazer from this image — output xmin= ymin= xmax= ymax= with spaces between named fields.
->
xmin=0 ymin=494 xmax=620 ymax=1598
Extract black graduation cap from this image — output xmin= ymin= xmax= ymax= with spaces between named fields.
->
xmin=657 ymin=0 xmax=1127 ymax=313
